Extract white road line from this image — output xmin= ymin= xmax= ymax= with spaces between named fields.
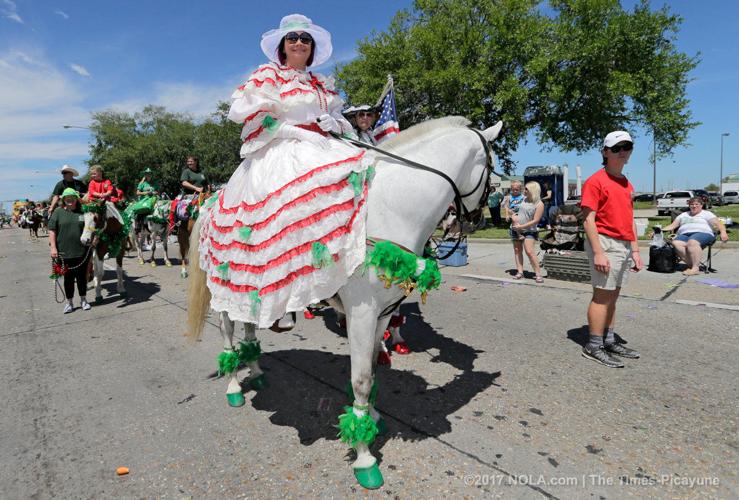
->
xmin=674 ymin=299 xmax=739 ymax=311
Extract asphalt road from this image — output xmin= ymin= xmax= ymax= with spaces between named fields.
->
xmin=1 ymin=227 xmax=736 ymax=499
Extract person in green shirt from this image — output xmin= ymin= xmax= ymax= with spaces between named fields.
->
xmin=180 ymin=156 xmax=210 ymax=195
xmin=49 ymin=165 xmax=88 ymax=214
xmin=48 ymin=188 xmax=91 ymax=314
xmin=487 ymin=186 xmax=504 ymax=226
xmin=135 ymin=167 xmax=160 ymax=239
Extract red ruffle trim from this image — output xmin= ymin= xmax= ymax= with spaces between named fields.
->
xmin=217 ymin=150 xmax=366 ymax=214
xmin=210 ymin=179 xmax=349 ymax=233
xmin=209 ymin=197 xmax=356 ymax=252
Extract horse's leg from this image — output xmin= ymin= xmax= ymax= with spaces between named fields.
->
xmin=219 ymin=311 xmax=245 ymax=407
xmin=241 ymin=322 xmax=267 ymax=390
xmin=93 ymin=251 xmax=104 ymax=303
xmin=178 ymin=224 xmax=189 ymax=278
xmin=162 ymin=226 xmax=172 ymax=267
xmin=149 ymin=225 xmax=157 ymax=267
xmin=341 ymin=307 xmax=384 ymax=489
xmin=116 ymin=253 xmax=126 ymax=295
xmin=137 ymin=227 xmax=146 ymax=265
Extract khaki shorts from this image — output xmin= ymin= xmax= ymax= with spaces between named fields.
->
xmin=585 ymin=234 xmax=632 ymax=290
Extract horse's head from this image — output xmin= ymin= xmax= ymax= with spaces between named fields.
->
xmin=459 ymin=121 xmax=503 ymax=215
xmin=80 ymin=202 xmax=106 ymax=246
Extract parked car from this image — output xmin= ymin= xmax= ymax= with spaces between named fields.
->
xmin=723 ymin=191 xmax=739 ymax=204
xmin=707 ymin=191 xmax=724 ymax=206
xmin=633 ymin=193 xmax=662 ymax=202
xmin=690 ymin=189 xmax=713 ymax=209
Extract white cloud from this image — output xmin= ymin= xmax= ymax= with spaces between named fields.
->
xmin=69 ymin=63 xmax=91 ymax=77
xmin=0 ymin=50 xmax=82 ymax=111
xmin=54 ymin=9 xmax=69 ymax=19
xmin=2 ymin=0 xmax=22 ymax=24
xmin=107 ymin=80 xmax=237 ymax=118
xmin=0 ymin=141 xmax=88 ymax=160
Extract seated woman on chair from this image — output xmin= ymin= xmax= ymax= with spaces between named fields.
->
xmin=662 ymin=197 xmax=728 ymax=275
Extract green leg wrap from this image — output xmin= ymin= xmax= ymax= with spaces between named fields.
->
xmin=248 ymin=373 xmax=268 ymax=391
xmin=337 ymin=406 xmax=379 ymax=448
xmin=376 ymin=417 xmax=388 ymax=436
xmin=354 ymin=462 xmax=384 ymax=489
xmin=217 ymin=349 xmax=240 ymax=375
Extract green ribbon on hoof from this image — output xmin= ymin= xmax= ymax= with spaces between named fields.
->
xmin=238 ymin=340 xmax=261 ymax=364
xmin=226 ymin=391 xmax=245 ymax=407
xmin=217 ymin=349 xmax=240 ymax=375
xmin=353 ymin=462 xmax=384 ymax=489
xmin=345 ymin=380 xmax=379 ymax=405
xmin=248 ymin=374 xmax=268 ymax=391
xmin=337 ymin=406 xmax=379 ymax=448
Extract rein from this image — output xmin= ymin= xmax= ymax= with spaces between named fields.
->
xmin=330 ymin=128 xmax=497 ymax=260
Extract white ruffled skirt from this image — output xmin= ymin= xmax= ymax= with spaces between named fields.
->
xmin=198 ymin=137 xmax=372 ymax=328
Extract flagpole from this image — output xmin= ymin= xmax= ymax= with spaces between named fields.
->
xmin=375 ymin=74 xmax=393 ymax=107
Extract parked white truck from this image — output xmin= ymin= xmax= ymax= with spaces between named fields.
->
xmin=656 ymin=190 xmax=694 ymax=216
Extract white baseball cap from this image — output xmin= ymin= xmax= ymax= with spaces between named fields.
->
xmin=603 ymin=131 xmax=633 ymax=148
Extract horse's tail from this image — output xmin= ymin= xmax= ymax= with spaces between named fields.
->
xmin=186 ymin=216 xmax=211 ymax=342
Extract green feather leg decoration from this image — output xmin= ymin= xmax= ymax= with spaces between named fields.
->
xmin=238 ymin=340 xmax=261 ymax=364
xmin=337 ymin=406 xmax=379 ymax=448
xmin=311 ymin=242 xmax=333 ymax=269
xmin=238 ymin=226 xmax=252 ymax=241
xmin=262 ymin=115 xmax=279 ymax=132
xmin=364 ymin=240 xmax=417 ymax=286
xmin=217 ymin=350 xmax=240 ymax=375
xmin=248 ymin=290 xmax=261 ymax=316
xmin=216 ymin=261 xmax=230 ymax=279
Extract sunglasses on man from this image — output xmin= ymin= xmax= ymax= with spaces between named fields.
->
xmin=608 ymin=142 xmax=633 ymax=153
xmin=285 ymin=32 xmax=314 ymax=45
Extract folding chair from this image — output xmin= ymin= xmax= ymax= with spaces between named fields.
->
xmin=699 ymin=242 xmax=716 ymax=273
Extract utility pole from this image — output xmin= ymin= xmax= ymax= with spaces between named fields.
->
xmin=720 ymin=133 xmax=730 ymax=194
xmin=652 ymin=129 xmax=657 ymax=203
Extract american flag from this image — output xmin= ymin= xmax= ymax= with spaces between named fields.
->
xmin=372 ymin=87 xmax=400 ymax=143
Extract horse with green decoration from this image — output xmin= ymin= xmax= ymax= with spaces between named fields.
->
xmin=186 ymin=117 xmax=503 ymax=489
xmin=133 ymin=199 xmax=173 ymax=267
xmin=80 ymin=201 xmax=132 ymax=303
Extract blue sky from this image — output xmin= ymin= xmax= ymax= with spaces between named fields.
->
xmin=1 ymin=0 xmax=737 ymax=211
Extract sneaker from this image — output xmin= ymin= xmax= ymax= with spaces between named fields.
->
xmin=581 ymin=345 xmax=624 ymax=368
xmin=63 ymin=303 xmax=74 ymax=314
xmin=605 ymin=343 xmax=640 ymax=359
xmin=80 ymin=299 xmax=91 ymax=311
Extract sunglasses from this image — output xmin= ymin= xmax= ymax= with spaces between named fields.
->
xmin=357 ymin=111 xmax=374 ymax=118
xmin=609 ymin=142 xmax=633 ymax=153
xmin=285 ymin=32 xmax=313 ymax=45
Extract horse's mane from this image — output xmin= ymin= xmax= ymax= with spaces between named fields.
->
xmin=381 ymin=116 xmax=471 ymax=151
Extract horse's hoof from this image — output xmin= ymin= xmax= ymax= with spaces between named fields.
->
xmin=165 ymin=261 xmax=172 ymax=267
xmin=376 ymin=417 xmax=388 ymax=436
xmin=180 ymin=269 xmax=188 ymax=278
xmin=353 ymin=462 xmax=384 ymax=489
xmin=226 ymin=392 xmax=245 ymax=407
xmin=95 ymin=296 xmax=103 ymax=304
xmin=150 ymin=261 xmax=157 ymax=268
xmin=248 ymin=374 xmax=268 ymax=391
xmin=138 ymin=259 xmax=144 ymax=265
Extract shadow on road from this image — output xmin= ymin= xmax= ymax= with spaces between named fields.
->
xmin=245 ymin=305 xmax=500 ymax=457
xmin=98 ymin=268 xmax=162 ymax=307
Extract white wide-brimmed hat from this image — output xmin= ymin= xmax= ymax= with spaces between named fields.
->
xmin=343 ymin=104 xmax=376 ymax=116
xmin=260 ymin=14 xmax=332 ymax=68
xmin=60 ymin=164 xmax=79 ymax=176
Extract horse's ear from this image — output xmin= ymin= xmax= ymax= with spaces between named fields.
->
xmin=483 ymin=121 xmax=503 ymax=142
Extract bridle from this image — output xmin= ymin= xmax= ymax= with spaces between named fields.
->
xmin=331 ymin=127 xmax=499 ymax=260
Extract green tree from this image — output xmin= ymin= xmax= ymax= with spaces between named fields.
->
xmin=704 ymin=183 xmax=719 ymax=192
xmin=336 ymin=0 xmax=698 ymax=172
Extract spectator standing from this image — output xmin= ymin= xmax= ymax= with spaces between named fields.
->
xmin=48 ymin=188 xmax=91 ymax=314
xmin=580 ymin=131 xmax=642 ymax=368
xmin=511 ymin=182 xmax=545 ymax=282
xmin=503 ymin=181 xmax=525 ymax=277
xmin=487 ymin=186 xmax=503 ymax=226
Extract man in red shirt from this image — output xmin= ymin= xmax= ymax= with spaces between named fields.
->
xmin=580 ymin=131 xmax=643 ymax=368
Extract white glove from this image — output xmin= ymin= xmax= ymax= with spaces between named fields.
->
xmin=317 ymin=114 xmax=340 ymax=133
xmin=275 ymin=123 xmax=329 ymax=149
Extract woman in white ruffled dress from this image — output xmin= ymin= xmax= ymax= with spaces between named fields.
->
xmin=198 ymin=14 xmax=373 ymax=328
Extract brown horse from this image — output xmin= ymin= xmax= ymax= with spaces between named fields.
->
xmin=80 ymin=201 xmax=131 ymax=303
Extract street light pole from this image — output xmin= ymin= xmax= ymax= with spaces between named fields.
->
xmin=62 ymin=125 xmax=91 ymax=130
xmin=720 ymin=132 xmax=730 ymax=195
xmin=652 ymin=129 xmax=657 ymax=204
